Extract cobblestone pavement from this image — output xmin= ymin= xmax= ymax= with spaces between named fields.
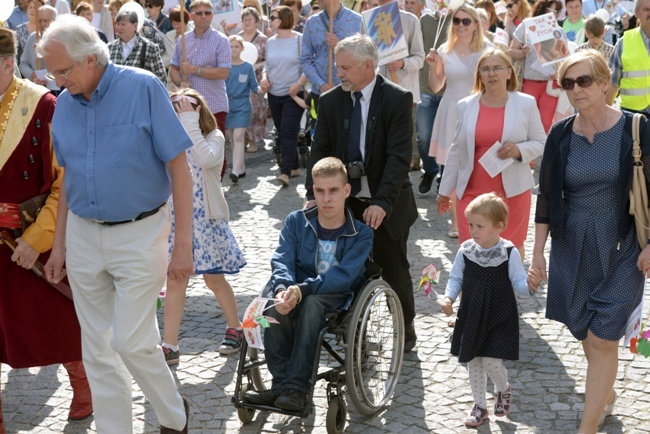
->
xmin=3 ymin=143 xmax=650 ymax=434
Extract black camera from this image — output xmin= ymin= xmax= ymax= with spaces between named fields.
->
xmin=346 ymin=161 xmax=366 ymax=179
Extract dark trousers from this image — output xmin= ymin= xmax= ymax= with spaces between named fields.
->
xmin=214 ymin=111 xmax=227 ymax=180
xmin=268 ymin=93 xmax=304 ymax=175
xmin=347 ymin=197 xmax=416 ymax=339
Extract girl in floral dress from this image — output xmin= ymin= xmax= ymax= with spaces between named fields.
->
xmin=162 ymin=89 xmax=247 ymax=364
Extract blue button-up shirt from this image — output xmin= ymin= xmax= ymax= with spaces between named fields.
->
xmin=300 ymin=7 xmax=363 ymax=95
xmin=7 ymin=6 xmax=28 ymax=30
xmin=52 ymin=63 xmax=193 ymax=222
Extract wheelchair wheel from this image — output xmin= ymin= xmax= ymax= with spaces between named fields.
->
xmin=344 ymin=279 xmax=404 ymax=416
xmin=237 ymin=384 xmax=256 ymax=424
xmin=248 ymin=347 xmax=271 ymax=392
xmin=326 ymin=395 xmax=347 ymax=434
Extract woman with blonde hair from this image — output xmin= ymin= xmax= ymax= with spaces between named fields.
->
xmin=528 ymin=50 xmax=650 ymax=433
xmin=427 ymin=4 xmax=492 ymax=238
xmin=438 ymin=48 xmax=546 ymax=259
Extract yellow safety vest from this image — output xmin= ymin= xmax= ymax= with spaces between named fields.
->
xmin=620 ymin=28 xmax=650 ymax=111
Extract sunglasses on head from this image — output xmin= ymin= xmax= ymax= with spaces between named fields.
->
xmin=452 ymin=17 xmax=473 ymax=26
xmin=560 ymin=75 xmax=595 ymax=90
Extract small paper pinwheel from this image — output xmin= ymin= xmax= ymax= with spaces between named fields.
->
xmin=242 ymin=316 xmax=280 ymax=329
xmin=416 ymin=263 xmax=442 ymax=298
xmin=630 ymin=324 xmax=650 ymax=357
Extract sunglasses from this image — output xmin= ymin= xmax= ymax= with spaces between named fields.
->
xmin=560 ymin=75 xmax=595 ymax=90
xmin=452 ymin=17 xmax=473 ymax=26
xmin=270 ymin=15 xmax=280 ymax=20
xmin=506 ymin=1 xmax=519 ymax=9
xmin=145 ymin=3 xmax=153 ymax=7
xmin=192 ymin=10 xmax=213 ymax=16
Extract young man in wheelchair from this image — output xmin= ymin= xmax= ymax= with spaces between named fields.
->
xmin=243 ymin=157 xmax=374 ymax=411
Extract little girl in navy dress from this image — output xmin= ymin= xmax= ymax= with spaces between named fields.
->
xmin=442 ymin=192 xmax=535 ymax=427
xmin=162 ymin=88 xmax=247 ymax=365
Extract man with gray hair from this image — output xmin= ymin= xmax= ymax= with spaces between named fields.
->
xmin=19 ymin=5 xmax=58 ymax=90
xmin=108 ymin=9 xmax=167 ymax=84
xmin=305 ymin=34 xmax=419 ymax=353
xmin=40 ymin=15 xmax=193 ymax=434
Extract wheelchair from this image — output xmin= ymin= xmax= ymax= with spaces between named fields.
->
xmin=232 ymin=277 xmax=405 ymax=434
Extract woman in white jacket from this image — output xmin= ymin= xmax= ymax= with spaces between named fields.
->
xmin=437 ymin=49 xmax=546 ymax=258
xmin=162 ymin=89 xmax=247 ymax=364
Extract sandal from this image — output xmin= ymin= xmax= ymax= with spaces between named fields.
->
xmin=464 ymin=404 xmax=489 ymax=427
xmin=598 ymin=390 xmax=617 ymax=427
xmin=494 ymin=384 xmax=511 ymax=417
xmin=448 ymin=229 xmax=459 ymax=238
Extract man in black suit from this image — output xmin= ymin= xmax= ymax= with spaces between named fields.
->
xmin=304 ymin=34 xmax=419 ymax=352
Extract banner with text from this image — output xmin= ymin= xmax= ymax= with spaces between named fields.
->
xmin=524 ymin=12 xmax=570 ymax=68
xmin=363 ymin=1 xmax=408 ymax=67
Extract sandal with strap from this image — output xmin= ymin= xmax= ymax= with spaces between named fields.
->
xmin=494 ymin=384 xmax=512 ymax=417
xmin=464 ymin=404 xmax=489 ymax=427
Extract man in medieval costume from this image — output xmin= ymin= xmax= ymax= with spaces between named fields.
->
xmin=0 ymin=28 xmax=92 ymax=433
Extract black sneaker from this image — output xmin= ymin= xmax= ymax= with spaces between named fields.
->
xmin=418 ymin=174 xmax=435 ymax=195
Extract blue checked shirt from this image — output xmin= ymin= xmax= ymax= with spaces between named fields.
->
xmin=52 ymin=63 xmax=193 ymax=222
xmin=300 ymin=7 xmax=363 ymax=95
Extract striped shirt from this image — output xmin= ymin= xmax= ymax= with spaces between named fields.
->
xmin=171 ymin=27 xmax=231 ymax=113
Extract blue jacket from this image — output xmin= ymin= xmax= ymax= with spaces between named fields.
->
xmin=266 ymin=205 xmax=374 ymax=298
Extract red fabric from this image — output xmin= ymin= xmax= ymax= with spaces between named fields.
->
xmin=457 ymin=102 xmax=532 ymax=247
xmin=214 ymin=111 xmax=227 ymax=181
xmin=0 ymin=203 xmax=20 ymax=229
xmin=522 ymin=79 xmax=559 ymax=134
xmin=0 ymin=93 xmax=83 ymax=368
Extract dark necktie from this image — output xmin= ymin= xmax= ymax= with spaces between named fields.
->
xmin=348 ymin=91 xmax=363 ymax=196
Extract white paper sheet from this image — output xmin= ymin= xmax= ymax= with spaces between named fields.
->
xmin=624 ymin=279 xmax=645 ymax=346
xmin=478 ymin=141 xmax=514 ymax=178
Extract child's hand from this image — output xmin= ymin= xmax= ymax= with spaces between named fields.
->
xmin=526 ymin=268 xmax=542 ymax=293
xmin=174 ymin=96 xmax=198 ymax=114
xmin=441 ymin=297 xmax=453 ymax=316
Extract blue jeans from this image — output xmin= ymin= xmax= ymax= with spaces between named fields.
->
xmin=265 ymin=293 xmax=348 ymax=394
xmin=416 ymin=93 xmax=442 ymax=177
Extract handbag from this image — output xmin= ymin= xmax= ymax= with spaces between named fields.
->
xmin=18 ymin=191 xmax=50 ymax=232
xmin=629 ymin=113 xmax=649 ymax=249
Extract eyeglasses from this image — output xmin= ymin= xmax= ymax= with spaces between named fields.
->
xmin=506 ymin=1 xmax=519 ymax=9
xmin=452 ymin=17 xmax=473 ymax=26
xmin=192 ymin=10 xmax=213 ymax=16
xmin=560 ymin=75 xmax=595 ymax=90
xmin=269 ymin=15 xmax=280 ymax=20
xmin=45 ymin=63 xmax=76 ymax=81
xmin=479 ymin=65 xmax=509 ymax=74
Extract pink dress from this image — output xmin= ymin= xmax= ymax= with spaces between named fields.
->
xmin=456 ymin=102 xmax=532 ymax=246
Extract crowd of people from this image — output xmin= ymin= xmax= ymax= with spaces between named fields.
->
xmin=0 ymin=0 xmax=649 ymax=432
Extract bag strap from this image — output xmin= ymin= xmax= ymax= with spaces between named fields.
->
xmin=632 ymin=113 xmax=642 ymax=164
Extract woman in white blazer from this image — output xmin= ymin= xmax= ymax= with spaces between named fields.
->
xmin=438 ymin=48 xmax=546 ymax=257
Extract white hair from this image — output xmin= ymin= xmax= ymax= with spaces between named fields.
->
xmin=334 ymin=34 xmax=378 ymax=69
xmin=38 ymin=5 xmax=58 ymax=18
xmin=37 ymin=14 xmax=109 ymax=67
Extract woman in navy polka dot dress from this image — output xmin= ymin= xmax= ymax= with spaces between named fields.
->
xmin=528 ymin=51 xmax=650 ymax=434
xmin=443 ymin=193 xmax=535 ymax=428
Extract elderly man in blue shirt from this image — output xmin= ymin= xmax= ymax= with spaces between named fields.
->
xmin=41 ymin=15 xmax=193 ymax=434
